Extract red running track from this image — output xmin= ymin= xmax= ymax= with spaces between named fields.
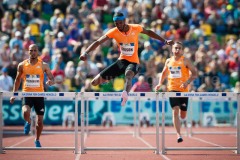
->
xmin=0 ymin=125 xmax=239 ymax=160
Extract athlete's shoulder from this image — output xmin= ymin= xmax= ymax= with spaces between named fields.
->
xmin=129 ymin=24 xmax=143 ymax=33
xmin=106 ymin=27 xmax=118 ymax=34
xmin=20 ymin=59 xmax=28 ymax=66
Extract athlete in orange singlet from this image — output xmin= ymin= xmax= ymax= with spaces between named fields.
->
xmin=155 ymin=42 xmax=197 ymax=143
xmin=80 ymin=12 xmax=173 ymax=106
xmin=10 ymin=44 xmax=55 ymax=147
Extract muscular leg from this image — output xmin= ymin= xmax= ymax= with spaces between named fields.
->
xmin=22 ymin=105 xmax=31 ymax=123
xmin=91 ymin=74 xmax=109 ymax=86
xmin=124 ymin=70 xmax=134 ymax=93
xmin=35 ymin=115 xmax=43 ymax=140
xmin=172 ymin=106 xmax=181 ymax=138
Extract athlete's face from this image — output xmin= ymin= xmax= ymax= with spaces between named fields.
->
xmin=114 ymin=20 xmax=125 ymax=32
xmin=28 ymin=46 xmax=38 ymax=59
xmin=172 ymin=43 xmax=183 ymax=55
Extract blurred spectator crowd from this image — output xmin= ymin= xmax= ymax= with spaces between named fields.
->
xmin=0 ymin=0 xmax=239 ymax=93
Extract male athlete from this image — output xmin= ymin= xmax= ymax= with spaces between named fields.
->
xmin=10 ymin=44 xmax=55 ymax=147
xmin=80 ymin=12 xmax=173 ymax=106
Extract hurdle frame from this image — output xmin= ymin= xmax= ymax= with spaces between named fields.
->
xmin=78 ymin=92 xmax=161 ymax=154
xmin=160 ymin=92 xmax=239 ymax=154
xmin=188 ymin=96 xmax=237 ymax=136
xmin=0 ymin=92 xmax=79 ymax=153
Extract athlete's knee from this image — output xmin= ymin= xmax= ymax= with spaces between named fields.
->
xmin=91 ymin=75 xmax=100 ymax=86
xmin=22 ymin=105 xmax=31 ymax=113
xmin=125 ymin=70 xmax=134 ymax=79
xmin=91 ymin=78 xmax=98 ymax=86
xmin=36 ymin=116 xmax=43 ymax=126
xmin=172 ymin=107 xmax=180 ymax=117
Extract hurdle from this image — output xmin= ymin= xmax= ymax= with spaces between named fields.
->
xmin=0 ymin=92 xmax=79 ymax=154
xmin=160 ymin=92 xmax=240 ymax=154
xmin=187 ymin=96 xmax=237 ymax=136
xmin=78 ymin=92 xmax=161 ymax=154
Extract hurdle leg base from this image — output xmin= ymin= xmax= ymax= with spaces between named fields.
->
xmin=0 ymin=150 xmax=6 ymax=154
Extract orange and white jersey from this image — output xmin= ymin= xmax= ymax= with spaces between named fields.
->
xmin=22 ymin=58 xmax=44 ymax=92
xmin=106 ymin=24 xmax=143 ymax=64
xmin=167 ymin=56 xmax=190 ymax=92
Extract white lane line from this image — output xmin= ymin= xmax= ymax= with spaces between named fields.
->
xmin=137 ymin=136 xmax=171 ymax=160
xmin=124 ymin=127 xmax=171 ymax=160
xmin=190 ymin=136 xmax=224 ymax=147
xmin=9 ymin=136 xmax=33 ymax=147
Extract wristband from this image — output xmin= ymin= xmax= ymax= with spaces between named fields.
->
xmin=164 ymin=40 xmax=167 ymax=44
xmin=84 ymin=52 xmax=89 ymax=56
xmin=186 ymin=80 xmax=191 ymax=84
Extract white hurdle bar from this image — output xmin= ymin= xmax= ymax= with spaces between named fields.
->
xmin=78 ymin=92 xmax=161 ymax=154
xmin=160 ymin=92 xmax=240 ymax=154
xmin=0 ymin=92 xmax=78 ymax=153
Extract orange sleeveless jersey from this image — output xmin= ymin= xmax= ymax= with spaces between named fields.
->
xmin=22 ymin=59 xmax=44 ymax=92
xmin=167 ymin=56 xmax=190 ymax=92
xmin=106 ymin=24 xmax=143 ymax=64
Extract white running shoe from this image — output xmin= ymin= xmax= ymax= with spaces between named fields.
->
xmin=121 ymin=91 xmax=128 ymax=106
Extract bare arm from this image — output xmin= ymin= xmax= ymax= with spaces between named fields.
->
xmin=10 ymin=63 xmax=23 ymax=103
xmin=141 ymin=28 xmax=174 ymax=45
xmin=79 ymin=35 xmax=110 ymax=61
xmin=184 ymin=57 xmax=198 ymax=84
xmin=43 ymin=62 xmax=55 ymax=86
xmin=155 ymin=59 xmax=169 ymax=91
xmin=13 ymin=63 xmax=23 ymax=92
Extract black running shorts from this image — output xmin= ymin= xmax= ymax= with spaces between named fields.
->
xmin=22 ymin=97 xmax=45 ymax=115
xmin=100 ymin=59 xmax=140 ymax=80
xmin=169 ymin=91 xmax=188 ymax=111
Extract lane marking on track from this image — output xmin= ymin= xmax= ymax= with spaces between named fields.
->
xmin=137 ymin=136 xmax=171 ymax=160
xmin=125 ymin=127 xmax=171 ymax=160
xmin=9 ymin=136 xmax=33 ymax=147
xmin=190 ymin=136 xmax=225 ymax=147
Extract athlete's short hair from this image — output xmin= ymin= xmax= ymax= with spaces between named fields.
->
xmin=113 ymin=12 xmax=125 ymax=21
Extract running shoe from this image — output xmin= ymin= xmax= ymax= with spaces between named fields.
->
xmin=35 ymin=140 xmax=42 ymax=147
xmin=177 ymin=137 xmax=183 ymax=143
xmin=24 ymin=122 xmax=31 ymax=135
xmin=121 ymin=91 xmax=128 ymax=106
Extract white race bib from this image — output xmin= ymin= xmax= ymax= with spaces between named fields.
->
xmin=25 ymin=74 xmax=40 ymax=87
xmin=120 ymin=43 xmax=134 ymax=56
xmin=169 ymin=66 xmax=182 ymax=78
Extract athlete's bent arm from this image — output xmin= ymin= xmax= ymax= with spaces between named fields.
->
xmin=79 ymin=35 xmax=110 ymax=61
xmin=155 ymin=59 xmax=169 ymax=91
xmin=141 ymin=28 xmax=174 ymax=45
xmin=43 ymin=63 xmax=55 ymax=86
xmin=10 ymin=63 xmax=23 ymax=103
xmin=184 ymin=58 xmax=198 ymax=84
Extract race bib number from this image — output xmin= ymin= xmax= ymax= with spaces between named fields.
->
xmin=25 ymin=74 xmax=40 ymax=87
xmin=120 ymin=43 xmax=134 ymax=56
xmin=169 ymin=66 xmax=182 ymax=78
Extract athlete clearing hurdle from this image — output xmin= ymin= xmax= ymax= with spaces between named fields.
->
xmin=80 ymin=12 xmax=173 ymax=106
